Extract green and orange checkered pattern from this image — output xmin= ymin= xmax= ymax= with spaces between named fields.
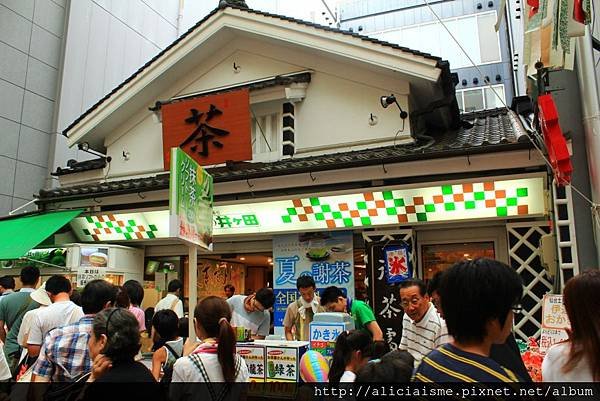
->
xmin=281 ymin=181 xmax=531 ymax=229
xmin=82 ymin=215 xmax=159 ymax=241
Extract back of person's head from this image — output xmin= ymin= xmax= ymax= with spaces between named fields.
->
xmin=224 ymin=284 xmax=235 ymax=292
xmin=427 ymin=271 xmax=444 ymax=296
xmin=194 ymin=296 xmax=236 ymax=381
xmin=562 ymin=269 xmax=600 ymax=380
xmin=168 ymin=279 xmax=182 ymax=293
xmin=355 ymin=350 xmax=414 ymax=382
xmin=255 ymin=288 xmax=275 ymax=309
xmin=123 ymin=280 xmax=144 ymax=306
xmin=20 ymin=266 xmax=40 ymax=286
xmin=177 ymin=317 xmax=189 ymax=339
xmin=439 ymin=258 xmax=522 ymax=344
xmin=81 ymin=280 xmax=118 ymax=315
xmin=114 ymin=286 xmax=130 ymax=308
xmin=70 ymin=289 xmax=82 ymax=306
xmin=329 ymin=330 xmax=373 ymax=384
xmin=399 ymin=278 xmax=427 ymax=296
xmin=319 ymin=286 xmax=344 ymax=306
xmin=152 ymin=309 xmax=179 ymax=341
xmin=92 ymin=308 xmax=140 ymax=363
xmin=296 ymin=275 xmax=316 ymax=290
xmin=145 ymin=307 xmax=155 ymax=331
xmin=45 ymin=275 xmax=72 ymax=296
xmin=0 ymin=275 xmax=15 ymax=290
xmin=372 ymin=340 xmax=390 ymax=360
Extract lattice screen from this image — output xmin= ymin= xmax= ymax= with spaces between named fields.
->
xmin=507 ymin=222 xmax=552 ymax=341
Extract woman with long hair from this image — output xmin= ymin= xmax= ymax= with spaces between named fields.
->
xmin=328 ymin=330 xmax=373 ymax=384
xmin=542 ymin=269 xmax=600 ymax=381
xmin=170 ymin=296 xmax=249 ymax=400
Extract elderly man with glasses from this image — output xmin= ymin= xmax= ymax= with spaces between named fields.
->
xmin=227 ymin=288 xmax=274 ymax=339
xmin=398 ymin=278 xmax=450 ymax=367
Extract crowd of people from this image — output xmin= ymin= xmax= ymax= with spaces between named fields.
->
xmin=0 ymin=257 xmax=594 ymax=400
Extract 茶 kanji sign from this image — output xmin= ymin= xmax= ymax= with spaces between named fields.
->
xmin=161 ymin=89 xmax=251 ymax=169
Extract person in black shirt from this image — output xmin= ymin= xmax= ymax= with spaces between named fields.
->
xmin=426 ymin=269 xmax=531 ymax=382
xmin=81 ymin=308 xmax=166 ymax=401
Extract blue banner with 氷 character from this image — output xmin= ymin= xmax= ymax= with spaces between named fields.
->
xmin=273 ymin=232 xmax=354 ymax=335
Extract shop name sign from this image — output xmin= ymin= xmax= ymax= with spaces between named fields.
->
xmin=161 ymin=89 xmax=252 ymax=169
xmin=70 ymin=177 xmax=546 ymax=241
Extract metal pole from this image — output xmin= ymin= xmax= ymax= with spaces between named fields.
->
xmin=575 ymin=27 xmax=600 ymax=264
xmin=188 ymin=244 xmax=198 ymax=340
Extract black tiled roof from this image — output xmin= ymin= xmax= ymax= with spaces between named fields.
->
xmin=40 ymin=108 xmax=531 ymax=203
xmin=62 ymin=3 xmax=453 ymax=136
xmin=52 ymin=158 xmax=108 ymax=176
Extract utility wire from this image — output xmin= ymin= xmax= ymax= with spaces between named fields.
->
xmin=422 ymin=0 xmax=599 ymax=211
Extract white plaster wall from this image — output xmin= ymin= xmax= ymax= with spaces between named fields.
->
xmin=102 ymin=40 xmax=412 ymax=178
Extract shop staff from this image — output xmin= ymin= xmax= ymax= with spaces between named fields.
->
xmin=283 ymin=276 xmax=324 ymax=341
xmin=155 ymin=279 xmax=184 ymax=318
xmin=320 ymin=286 xmax=383 ymax=341
xmin=227 ymin=288 xmax=274 ymax=339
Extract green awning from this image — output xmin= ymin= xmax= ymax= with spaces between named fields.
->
xmin=0 ymin=210 xmax=83 ymax=260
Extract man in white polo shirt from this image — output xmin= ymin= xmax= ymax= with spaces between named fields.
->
xmin=398 ymin=278 xmax=449 ymax=367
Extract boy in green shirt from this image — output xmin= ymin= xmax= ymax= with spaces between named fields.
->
xmin=320 ymin=286 xmax=383 ymax=341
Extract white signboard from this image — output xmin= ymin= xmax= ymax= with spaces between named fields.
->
xmin=266 ymin=347 xmax=299 ymax=382
xmin=71 ymin=177 xmax=546 ymax=241
xmin=237 ymin=345 xmax=265 ymax=381
xmin=76 ymin=266 xmax=106 ymax=288
xmin=540 ymin=294 xmax=570 ymax=354
xmin=309 ymin=322 xmax=345 ymax=359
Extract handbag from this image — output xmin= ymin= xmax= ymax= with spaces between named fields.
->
xmin=43 ymin=372 xmax=91 ymax=401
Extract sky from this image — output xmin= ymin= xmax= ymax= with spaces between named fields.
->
xmin=182 ymin=0 xmax=345 ymax=32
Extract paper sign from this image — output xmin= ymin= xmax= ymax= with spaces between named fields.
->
xmin=541 ymin=294 xmax=570 ymax=329
xmin=266 ymin=347 xmax=298 ymax=382
xmin=540 ymin=294 xmax=570 ymax=355
xmin=539 ymin=328 xmax=569 ymax=354
xmin=309 ymin=323 xmax=345 ymax=358
xmin=76 ymin=267 xmax=105 ymax=288
xmin=237 ymin=345 xmax=266 ymax=381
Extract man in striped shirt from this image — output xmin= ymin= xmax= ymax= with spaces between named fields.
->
xmin=398 ymin=278 xmax=449 ymax=367
xmin=413 ymin=259 xmax=523 ymax=382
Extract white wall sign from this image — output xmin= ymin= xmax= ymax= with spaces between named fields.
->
xmin=70 ymin=177 xmax=546 ymax=241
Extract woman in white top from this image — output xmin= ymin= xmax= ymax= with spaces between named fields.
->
xmin=170 ymin=296 xmax=249 ymax=401
xmin=328 ymin=330 xmax=373 ymax=384
xmin=542 ymin=269 xmax=600 ymax=382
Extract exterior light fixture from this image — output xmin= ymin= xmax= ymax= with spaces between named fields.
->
xmin=77 ymin=142 xmax=108 ymax=159
xmin=462 ymin=79 xmax=468 ymax=86
xmin=473 ymin=77 xmax=479 ymax=84
xmin=380 ymin=94 xmax=408 ymax=120
xmin=495 ymin=74 xmax=502 ymax=82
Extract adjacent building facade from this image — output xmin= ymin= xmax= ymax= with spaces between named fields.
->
xmin=0 ymin=0 xmax=194 ymax=216
xmin=339 ymin=0 xmax=516 ymax=113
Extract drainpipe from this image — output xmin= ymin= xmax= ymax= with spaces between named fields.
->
xmin=575 ymin=26 xmax=600 ymax=265
xmin=177 ymin=0 xmax=185 ymax=37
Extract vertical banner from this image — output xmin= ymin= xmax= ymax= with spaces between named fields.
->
xmin=366 ymin=238 xmax=413 ymax=351
xmin=169 ymin=147 xmax=214 ymax=249
xmin=272 ymin=232 xmax=354 ymax=330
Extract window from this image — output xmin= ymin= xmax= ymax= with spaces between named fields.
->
xmin=457 ymin=84 xmax=505 ymax=112
xmin=250 ymin=102 xmax=282 ymax=162
xmin=372 ymin=11 xmax=502 ymax=69
xmin=422 ymin=242 xmax=495 ymax=280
